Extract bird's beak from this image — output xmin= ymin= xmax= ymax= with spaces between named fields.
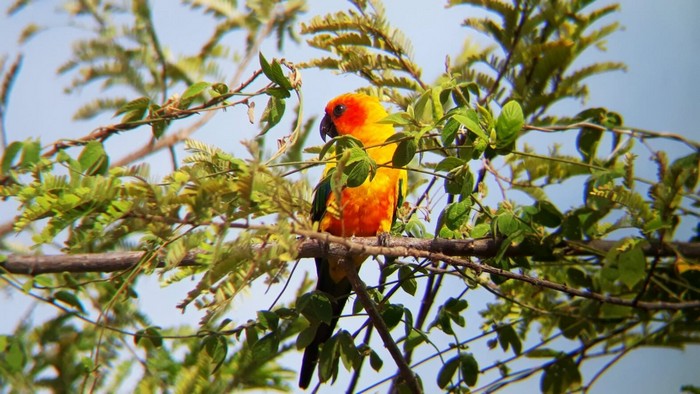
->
xmin=320 ymin=113 xmax=338 ymax=142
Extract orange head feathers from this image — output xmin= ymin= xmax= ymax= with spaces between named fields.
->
xmin=319 ymin=93 xmax=394 ymax=146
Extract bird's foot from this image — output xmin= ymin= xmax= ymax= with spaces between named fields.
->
xmin=377 ymin=231 xmax=391 ymax=247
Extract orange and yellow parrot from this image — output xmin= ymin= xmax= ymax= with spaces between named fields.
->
xmin=299 ymin=93 xmax=408 ymax=389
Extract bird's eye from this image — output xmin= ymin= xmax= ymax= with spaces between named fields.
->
xmin=333 ymin=104 xmax=346 ymax=118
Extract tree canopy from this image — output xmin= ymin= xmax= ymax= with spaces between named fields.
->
xmin=0 ymin=0 xmax=698 ymax=393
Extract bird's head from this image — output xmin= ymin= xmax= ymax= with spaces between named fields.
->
xmin=320 ymin=93 xmax=389 ymax=143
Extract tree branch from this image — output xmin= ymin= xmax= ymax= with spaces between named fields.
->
xmin=3 ymin=235 xmax=699 ymax=312
xmin=3 ymin=236 xmax=698 ymax=275
xmin=339 ymin=257 xmax=422 ymax=393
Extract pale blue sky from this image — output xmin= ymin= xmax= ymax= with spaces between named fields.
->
xmin=1 ymin=1 xmax=698 ymax=393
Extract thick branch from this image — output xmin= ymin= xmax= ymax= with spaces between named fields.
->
xmin=3 ymin=235 xmax=699 ymax=312
xmin=3 ymin=237 xmax=698 ymax=276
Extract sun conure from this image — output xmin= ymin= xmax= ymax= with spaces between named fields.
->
xmin=299 ymin=93 xmax=408 ymax=389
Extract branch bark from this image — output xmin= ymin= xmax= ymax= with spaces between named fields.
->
xmin=3 ymin=236 xmax=698 ymax=276
xmin=3 ymin=235 xmax=699 ymax=312
xmin=340 ymin=257 xmax=422 ymax=394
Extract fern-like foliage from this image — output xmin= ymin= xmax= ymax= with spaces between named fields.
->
xmin=448 ymin=0 xmax=625 ymax=121
xmin=12 ymin=0 xmax=304 ymax=123
xmin=301 ymin=0 xmax=425 ymax=106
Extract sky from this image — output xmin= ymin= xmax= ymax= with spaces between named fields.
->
xmin=1 ymin=1 xmax=699 ymax=393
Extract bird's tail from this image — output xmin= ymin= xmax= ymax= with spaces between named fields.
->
xmin=299 ymin=257 xmax=352 ymax=389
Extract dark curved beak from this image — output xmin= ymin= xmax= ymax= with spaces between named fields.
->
xmin=320 ymin=114 xmax=338 ymax=142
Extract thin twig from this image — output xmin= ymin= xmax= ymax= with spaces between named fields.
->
xmin=524 ymin=122 xmax=700 ymax=151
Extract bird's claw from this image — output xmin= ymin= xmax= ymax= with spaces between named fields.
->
xmin=377 ymin=231 xmax=390 ymax=247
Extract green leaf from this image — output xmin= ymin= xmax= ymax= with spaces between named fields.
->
xmin=451 ymin=82 xmax=476 ymax=106
xmin=151 ymin=119 xmax=167 ymax=139
xmin=495 ymin=101 xmax=523 ymax=147
xmin=252 ymin=332 xmax=279 ymax=362
xmin=1 ymin=141 xmax=23 ymax=174
xmin=541 ymin=356 xmax=582 ymax=394
xmin=681 ymin=385 xmax=700 ymax=394
xmin=265 ymin=86 xmax=291 ymax=99
xmin=403 ymin=307 xmax=414 ymax=338
xmin=202 ymin=334 xmax=227 ymax=373
xmin=148 ymin=103 xmax=167 ymax=138
xmin=435 ymin=157 xmax=466 ymax=173
xmin=398 ymin=265 xmax=417 ymax=296
xmin=444 ymin=199 xmax=471 ymax=230
xmin=403 ymin=329 xmax=426 ymax=353
xmin=369 ymin=348 xmax=383 ymax=371
xmin=603 ymin=239 xmax=646 ymax=289
xmin=600 ymin=303 xmax=630 ymax=319
xmin=404 ymin=216 xmax=426 ymax=238
xmin=181 ymin=81 xmax=211 ymax=102
xmin=380 ymin=112 xmax=413 ymax=126
xmin=527 ymin=348 xmax=561 ymax=358
xmin=566 ymin=267 xmax=592 ymax=288
xmin=453 ymin=110 xmax=487 ymax=140
xmin=445 ymin=297 xmax=469 ymax=316
xmin=337 ymin=330 xmax=361 ymax=370
xmin=413 ymin=90 xmax=435 ymax=123
xmin=380 ymin=304 xmax=404 ymax=330
xmin=211 ymin=83 xmax=229 ymax=95
xmin=6 ymin=339 xmax=24 ymax=373
xmin=576 ymin=127 xmax=603 ymax=163
xmin=115 ymin=97 xmax=150 ymax=122
xmin=318 ymin=334 xmax=340 ymax=383
xmin=327 ymin=135 xmax=363 ymax=158
xmin=259 ymin=96 xmax=286 ymax=133
xmin=80 ymin=356 xmax=94 ymax=373
xmin=559 ymin=315 xmax=591 ymax=340
xmin=259 ymin=52 xmax=292 ymax=90
xmin=20 ymin=140 xmax=41 ymax=168
xmin=257 ymin=310 xmax=279 ymax=331
xmin=441 ymin=117 xmax=460 ymax=146
xmin=296 ymin=325 xmax=317 ymax=350
xmin=275 ymin=307 xmax=297 ymax=320
xmin=387 ymin=132 xmax=416 ymax=167
xmin=78 ymin=141 xmax=108 ymax=176
xmin=344 ymin=148 xmax=374 ymax=188
xmin=437 ymin=355 xmax=460 ymax=389
xmin=531 ymin=200 xmax=564 ymax=228
xmin=33 ymin=274 xmax=56 ymax=286
xmin=147 ymin=327 xmax=163 ymax=348
xmin=431 ymin=297 xmax=467 ymax=335
xmin=298 ymin=291 xmax=333 ymax=325
xmin=114 ymin=96 xmax=150 ymax=116
xmin=497 ymin=325 xmax=522 ymax=355
xmin=602 ymin=111 xmax=623 ymax=128
xmin=444 ymin=165 xmax=474 ymax=196
xmin=459 ymin=353 xmax=479 ymax=387
xmin=53 ymin=290 xmax=85 ymax=313
xmin=617 ymin=241 xmax=646 ymax=289
xmin=218 ymin=318 xmax=233 ymax=331
xmin=495 ymin=212 xmax=519 ymax=236
xmin=670 ymin=152 xmax=699 ymax=191
xmin=134 ymin=327 xmax=163 ymax=349
xmin=471 ymin=223 xmax=490 ymax=238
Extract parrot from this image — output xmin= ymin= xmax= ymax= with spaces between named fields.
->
xmin=299 ymin=93 xmax=408 ymax=389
